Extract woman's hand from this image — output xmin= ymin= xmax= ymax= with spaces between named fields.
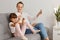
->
xmin=32 ymin=30 xmax=40 ymax=34
xmin=27 ymin=9 xmax=42 ymax=24
xmin=36 ymin=9 xmax=42 ymax=17
xmin=31 ymin=23 xmax=37 ymax=27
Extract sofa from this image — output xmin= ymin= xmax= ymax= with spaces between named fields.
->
xmin=0 ymin=13 xmax=51 ymax=40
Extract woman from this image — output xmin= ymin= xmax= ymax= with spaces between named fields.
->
xmin=15 ymin=1 xmax=49 ymax=40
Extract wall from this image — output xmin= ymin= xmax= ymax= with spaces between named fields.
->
xmin=0 ymin=0 xmax=60 ymax=28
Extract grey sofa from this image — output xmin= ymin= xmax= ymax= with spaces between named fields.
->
xmin=0 ymin=13 xmax=50 ymax=40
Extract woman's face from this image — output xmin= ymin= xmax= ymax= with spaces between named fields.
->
xmin=11 ymin=18 xmax=17 ymax=23
xmin=16 ymin=4 xmax=24 ymax=12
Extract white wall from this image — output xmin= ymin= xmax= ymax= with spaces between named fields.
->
xmin=0 ymin=0 xmax=60 ymax=28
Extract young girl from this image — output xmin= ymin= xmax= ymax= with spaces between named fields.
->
xmin=9 ymin=13 xmax=40 ymax=40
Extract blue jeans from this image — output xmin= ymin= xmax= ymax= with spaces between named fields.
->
xmin=25 ymin=23 xmax=48 ymax=40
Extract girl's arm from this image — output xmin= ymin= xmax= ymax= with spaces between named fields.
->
xmin=9 ymin=23 xmax=16 ymax=37
xmin=10 ymin=23 xmax=26 ymax=38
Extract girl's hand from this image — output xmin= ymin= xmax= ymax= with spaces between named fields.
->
xmin=11 ymin=24 xmax=15 ymax=27
xmin=18 ymin=16 xmax=20 ymax=21
xmin=18 ymin=15 xmax=22 ymax=21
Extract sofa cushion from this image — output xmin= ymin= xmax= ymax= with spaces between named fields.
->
xmin=7 ymin=34 xmax=40 ymax=40
xmin=0 ymin=13 xmax=41 ymax=40
xmin=0 ymin=13 xmax=50 ymax=40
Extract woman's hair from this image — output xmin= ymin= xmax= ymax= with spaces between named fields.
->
xmin=16 ymin=1 xmax=24 ymax=7
xmin=9 ymin=13 xmax=17 ymax=22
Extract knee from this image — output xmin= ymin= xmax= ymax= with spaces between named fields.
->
xmin=37 ymin=23 xmax=44 ymax=26
xmin=15 ymin=23 xmax=20 ymax=27
xmin=16 ymin=23 xmax=19 ymax=25
xmin=22 ymin=22 xmax=26 ymax=26
xmin=36 ymin=23 xmax=45 ymax=29
xmin=22 ymin=19 xmax=26 ymax=25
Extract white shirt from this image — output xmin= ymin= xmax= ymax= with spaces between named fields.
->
xmin=15 ymin=12 xmax=30 ymax=29
xmin=9 ymin=22 xmax=23 ymax=37
xmin=9 ymin=22 xmax=15 ymax=33
xmin=15 ymin=12 xmax=30 ymax=24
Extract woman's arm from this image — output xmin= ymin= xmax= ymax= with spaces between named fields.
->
xmin=27 ymin=23 xmax=40 ymax=34
xmin=27 ymin=23 xmax=35 ymax=34
xmin=28 ymin=9 xmax=42 ymax=26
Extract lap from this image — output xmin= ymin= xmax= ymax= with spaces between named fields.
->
xmin=25 ymin=23 xmax=44 ymax=34
xmin=25 ymin=28 xmax=38 ymax=34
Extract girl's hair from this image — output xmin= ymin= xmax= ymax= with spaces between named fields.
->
xmin=9 ymin=13 xmax=17 ymax=22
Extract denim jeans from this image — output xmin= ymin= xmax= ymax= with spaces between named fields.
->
xmin=25 ymin=23 xmax=48 ymax=40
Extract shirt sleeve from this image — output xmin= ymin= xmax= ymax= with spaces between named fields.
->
xmin=9 ymin=22 xmax=15 ymax=33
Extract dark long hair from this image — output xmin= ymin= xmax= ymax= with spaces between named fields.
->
xmin=9 ymin=13 xmax=17 ymax=22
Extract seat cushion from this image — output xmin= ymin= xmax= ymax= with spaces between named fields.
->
xmin=7 ymin=34 xmax=41 ymax=40
xmin=0 ymin=13 xmax=50 ymax=40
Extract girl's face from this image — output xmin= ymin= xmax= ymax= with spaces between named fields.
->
xmin=11 ymin=18 xmax=17 ymax=23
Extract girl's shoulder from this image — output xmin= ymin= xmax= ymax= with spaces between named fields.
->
xmin=9 ymin=22 xmax=14 ymax=26
xmin=9 ymin=22 xmax=15 ymax=27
